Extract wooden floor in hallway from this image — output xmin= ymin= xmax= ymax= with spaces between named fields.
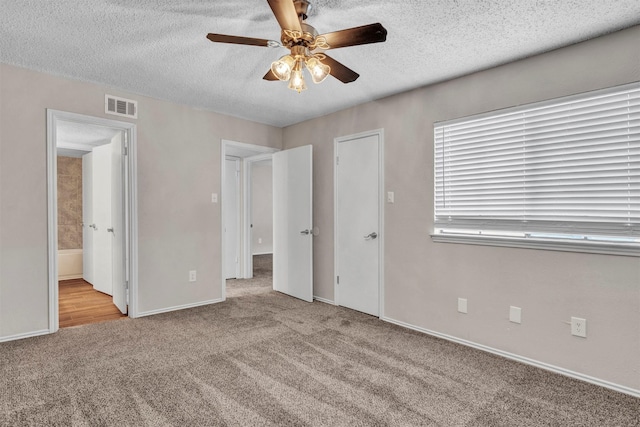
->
xmin=59 ymin=279 xmax=127 ymax=328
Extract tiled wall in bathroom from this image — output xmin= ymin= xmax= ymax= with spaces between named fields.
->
xmin=57 ymin=156 xmax=83 ymax=249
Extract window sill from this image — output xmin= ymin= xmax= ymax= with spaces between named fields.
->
xmin=430 ymin=233 xmax=640 ymax=257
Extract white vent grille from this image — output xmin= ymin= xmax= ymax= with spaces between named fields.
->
xmin=105 ymin=94 xmax=138 ymax=119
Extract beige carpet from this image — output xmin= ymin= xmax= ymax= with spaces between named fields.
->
xmin=226 ymin=253 xmax=273 ymax=298
xmin=1 ymin=255 xmax=638 ymax=425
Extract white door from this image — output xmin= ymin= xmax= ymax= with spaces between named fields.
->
xmin=82 ymin=152 xmax=94 ymax=284
xmin=92 ymin=143 xmax=113 ymax=295
xmin=336 ymin=133 xmax=381 ymax=316
xmin=273 ymin=145 xmax=313 ymax=302
xmin=225 ymin=157 xmax=240 ymax=279
xmin=110 ymin=132 xmax=127 ymax=314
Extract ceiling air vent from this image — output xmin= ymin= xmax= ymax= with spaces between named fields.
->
xmin=105 ymin=94 xmax=138 ymax=119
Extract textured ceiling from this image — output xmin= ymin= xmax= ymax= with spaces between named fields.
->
xmin=1 ymin=1 xmax=639 ymax=127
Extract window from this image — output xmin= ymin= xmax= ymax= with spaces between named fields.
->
xmin=433 ymin=82 xmax=640 ymax=255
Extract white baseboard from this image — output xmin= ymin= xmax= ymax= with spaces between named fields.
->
xmin=252 ymin=251 xmax=273 ymax=256
xmin=382 ymin=316 xmax=639 ymax=398
xmin=313 ymin=296 xmax=336 ymax=305
xmin=136 ymin=298 xmax=224 ymax=318
xmin=0 ymin=329 xmax=51 ymax=343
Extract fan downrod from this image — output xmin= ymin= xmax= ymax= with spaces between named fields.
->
xmin=294 ymin=0 xmax=311 ymax=21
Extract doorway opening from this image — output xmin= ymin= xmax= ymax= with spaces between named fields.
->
xmin=47 ymin=110 xmax=138 ymax=332
xmin=222 ymin=141 xmax=278 ymax=299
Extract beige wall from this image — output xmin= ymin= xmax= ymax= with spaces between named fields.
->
xmin=283 ymin=26 xmax=640 ymax=391
xmin=57 ymin=156 xmax=83 ymax=250
xmin=0 ymin=63 xmax=282 ymax=337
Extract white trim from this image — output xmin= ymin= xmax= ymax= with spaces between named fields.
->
xmin=252 ymin=251 xmax=273 ymax=256
xmin=136 ymin=298 xmax=224 ymax=318
xmin=334 ymin=129 xmax=385 ymax=318
xmin=47 ymin=109 xmax=139 ymax=334
xmin=0 ymin=329 xmax=51 ymax=343
xmin=313 ymin=296 xmax=336 ymax=305
xmin=431 ymin=233 xmax=640 ymax=257
xmin=221 ymin=140 xmax=279 ymax=300
xmin=382 ymin=316 xmax=640 ymax=398
xmin=224 ymin=156 xmax=242 ymax=279
xmin=46 ymin=112 xmax=58 ymax=333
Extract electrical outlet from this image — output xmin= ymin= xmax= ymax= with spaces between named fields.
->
xmin=458 ymin=298 xmax=467 ymax=314
xmin=509 ymin=306 xmax=522 ymax=324
xmin=571 ymin=317 xmax=587 ymax=338
xmin=211 ymin=193 xmax=218 ymax=203
xmin=387 ymin=191 xmax=395 ymax=204
xmin=258 ymin=237 xmax=262 ymax=244
xmin=189 ymin=270 xmax=197 ymax=282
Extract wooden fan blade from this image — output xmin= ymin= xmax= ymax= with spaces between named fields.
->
xmin=267 ymin=0 xmax=302 ymax=32
xmin=263 ymin=69 xmax=279 ymax=81
xmin=207 ymin=33 xmax=273 ymax=47
xmin=322 ymin=55 xmax=359 ymax=83
xmin=318 ymin=23 xmax=387 ymax=50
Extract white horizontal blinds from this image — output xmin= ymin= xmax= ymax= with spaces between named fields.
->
xmin=434 ymin=83 xmax=640 ymax=239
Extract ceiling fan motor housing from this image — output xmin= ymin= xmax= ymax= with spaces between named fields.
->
xmin=281 ymin=22 xmax=319 ymax=48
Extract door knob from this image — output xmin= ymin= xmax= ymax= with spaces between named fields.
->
xmin=364 ymin=232 xmax=378 ymax=240
xmin=107 ymin=227 xmax=114 ymax=233
xmin=300 ymin=229 xmax=310 ymax=235
xmin=89 ymin=224 xmax=97 ymax=230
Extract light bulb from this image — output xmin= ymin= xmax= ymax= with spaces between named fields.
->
xmin=270 ymin=55 xmax=295 ymax=81
xmin=305 ymin=57 xmax=331 ymax=84
xmin=288 ymin=68 xmax=307 ymax=93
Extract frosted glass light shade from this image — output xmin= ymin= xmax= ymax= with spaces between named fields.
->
xmin=288 ymin=68 xmax=307 ymax=93
xmin=305 ymin=57 xmax=330 ymax=84
xmin=271 ymin=55 xmax=295 ymax=81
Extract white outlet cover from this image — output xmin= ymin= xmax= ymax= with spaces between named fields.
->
xmin=509 ymin=306 xmax=522 ymax=324
xmin=211 ymin=193 xmax=218 ymax=203
xmin=387 ymin=191 xmax=395 ymax=203
xmin=457 ymin=298 xmax=467 ymax=314
xmin=571 ymin=317 xmax=587 ymax=338
xmin=189 ymin=270 xmax=197 ymax=282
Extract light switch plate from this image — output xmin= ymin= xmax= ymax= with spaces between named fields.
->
xmin=211 ymin=193 xmax=218 ymax=203
xmin=509 ymin=306 xmax=522 ymax=324
xmin=387 ymin=191 xmax=394 ymax=203
xmin=458 ymin=298 xmax=467 ymax=314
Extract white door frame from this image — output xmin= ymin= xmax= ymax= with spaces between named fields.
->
xmin=224 ymin=156 xmax=241 ymax=279
xmin=333 ymin=129 xmax=385 ymax=317
xmin=47 ymin=109 xmax=139 ymax=333
xmin=221 ymin=140 xmax=278 ymax=299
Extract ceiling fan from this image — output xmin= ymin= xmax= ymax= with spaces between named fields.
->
xmin=206 ymin=0 xmax=387 ymax=92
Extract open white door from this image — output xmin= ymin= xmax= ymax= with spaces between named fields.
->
xmin=82 ymin=153 xmax=94 ymax=285
xmin=273 ymin=145 xmax=313 ymax=302
xmin=111 ymin=132 xmax=127 ymax=314
xmin=92 ymin=143 xmax=113 ymax=296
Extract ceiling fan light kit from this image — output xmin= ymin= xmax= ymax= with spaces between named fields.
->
xmin=206 ymin=0 xmax=387 ymax=93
